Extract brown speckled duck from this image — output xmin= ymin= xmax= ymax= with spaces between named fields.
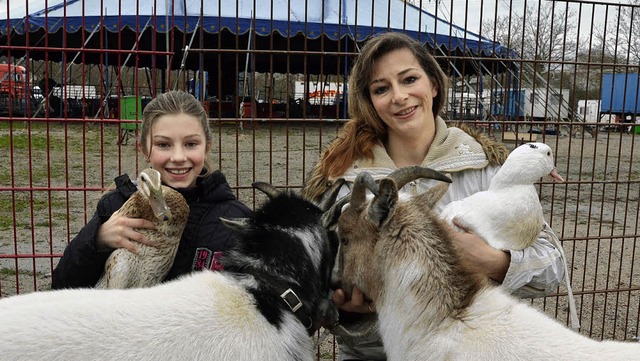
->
xmin=96 ymin=168 xmax=189 ymax=289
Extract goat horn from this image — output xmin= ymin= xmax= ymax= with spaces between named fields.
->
xmin=317 ymin=178 xmax=346 ymax=212
xmin=322 ymin=195 xmax=349 ymax=229
xmin=386 ymin=166 xmax=451 ymax=190
xmin=219 ymin=217 xmax=252 ymax=234
xmin=252 ymin=182 xmax=280 ymax=199
xmin=350 ymin=172 xmax=378 ymax=210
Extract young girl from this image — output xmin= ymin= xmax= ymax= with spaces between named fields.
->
xmin=52 ymin=90 xmax=252 ymax=288
xmin=303 ymin=32 xmax=566 ymax=360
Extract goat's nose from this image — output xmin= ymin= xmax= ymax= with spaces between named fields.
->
xmin=330 ymin=272 xmax=342 ymax=291
xmin=330 ymin=281 xmax=342 ymax=291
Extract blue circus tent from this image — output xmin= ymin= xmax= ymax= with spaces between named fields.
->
xmin=0 ymin=0 xmax=509 ymax=76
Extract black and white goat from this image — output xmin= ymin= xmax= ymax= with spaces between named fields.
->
xmin=0 ymin=181 xmax=344 ymax=361
xmin=333 ymin=166 xmax=640 ymax=361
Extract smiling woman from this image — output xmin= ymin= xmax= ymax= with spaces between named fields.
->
xmin=303 ymin=32 xmax=567 ymax=361
xmin=367 ymin=48 xmax=441 ymax=168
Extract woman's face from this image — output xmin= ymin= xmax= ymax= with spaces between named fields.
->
xmin=140 ymin=113 xmax=207 ymax=189
xmin=368 ymin=48 xmax=438 ymax=139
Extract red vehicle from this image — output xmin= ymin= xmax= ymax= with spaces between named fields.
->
xmin=0 ymin=63 xmax=37 ymax=116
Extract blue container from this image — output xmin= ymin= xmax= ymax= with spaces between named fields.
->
xmin=601 ymin=73 xmax=640 ymax=114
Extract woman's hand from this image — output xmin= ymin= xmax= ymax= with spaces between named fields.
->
xmin=451 ymin=219 xmax=510 ymax=282
xmin=332 ymin=286 xmax=376 ymax=314
xmin=96 ymin=210 xmax=156 ymax=254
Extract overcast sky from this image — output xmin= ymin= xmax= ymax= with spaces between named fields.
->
xmin=420 ymin=0 xmax=630 ymax=39
xmin=0 ymin=0 xmax=57 ymax=18
xmin=0 ymin=0 xmax=631 ymax=38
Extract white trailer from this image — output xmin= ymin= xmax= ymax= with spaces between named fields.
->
xmin=488 ymin=88 xmax=570 ymax=121
xmin=52 ymin=85 xmax=97 ymax=99
xmin=576 ymin=99 xmax=615 ymax=124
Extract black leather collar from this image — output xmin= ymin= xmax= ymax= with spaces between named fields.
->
xmin=279 ymin=287 xmax=315 ymax=336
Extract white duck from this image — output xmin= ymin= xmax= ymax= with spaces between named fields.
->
xmin=440 ymin=142 xmax=564 ymax=251
xmin=96 ymin=168 xmax=189 ymax=289
xmin=440 ymin=142 xmax=580 ymax=330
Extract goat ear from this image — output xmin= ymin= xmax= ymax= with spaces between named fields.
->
xmin=421 ymin=182 xmax=450 ymax=209
xmin=219 ymin=217 xmax=253 ymax=234
xmin=368 ymin=179 xmax=397 ymax=228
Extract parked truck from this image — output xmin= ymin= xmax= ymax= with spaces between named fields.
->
xmin=0 ymin=63 xmax=37 ymax=116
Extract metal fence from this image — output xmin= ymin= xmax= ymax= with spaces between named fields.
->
xmin=1 ymin=0 xmax=638 ymax=357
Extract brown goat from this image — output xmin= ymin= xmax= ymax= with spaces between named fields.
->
xmin=334 ymin=166 xmax=640 ymax=361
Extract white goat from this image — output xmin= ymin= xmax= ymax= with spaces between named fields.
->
xmin=0 ymin=181 xmax=344 ymax=361
xmin=333 ymin=166 xmax=640 ymax=361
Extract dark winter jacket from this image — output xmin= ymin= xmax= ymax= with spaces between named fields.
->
xmin=51 ymin=170 xmax=252 ymax=289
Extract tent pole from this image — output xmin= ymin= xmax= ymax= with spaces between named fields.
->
xmin=144 ymin=67 xmax=153 ymax=96
xmin=101 ymin=20 xmax=153 ymax=115
xmin=175 ymin=7 xmax=200 ymax=90
xmin=239 ymin=9 xmax=253 ymax=130
xmin=32 ymin=18 xmax=103 ymax=118
xmin=165 ymin=0 xmax=170 ymax=93
xmin=120 ymin=16 xmax=152 ymax=77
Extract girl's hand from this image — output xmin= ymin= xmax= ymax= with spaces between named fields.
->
xmin=332 ymin=286 xmax=376 ymax=314
xmin=96 ymin=210 xmax=156 ymax=254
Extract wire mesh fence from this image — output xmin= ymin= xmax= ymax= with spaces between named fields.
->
xmin=1 ymin=0 xmax=638 ymax=357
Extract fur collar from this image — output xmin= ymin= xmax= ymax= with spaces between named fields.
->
xmin=343 ymin=117 xmax=508 ymax=177
xmin=303 ymin=118 xmax=508 ymax=201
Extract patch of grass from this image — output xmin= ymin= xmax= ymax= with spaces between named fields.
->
xmin=1 ymin=193 xmax=64 ymax=213
xmin=0 ymin=123 xmax=119 ymax=154
xmin=0 ymin=215 xmax=12 ymax=230
xmin=0 ymin=121 xmax=126 ymax=187
xmin=5 ymin=163 xmax=64 ymax=185
xmin=0 ymin=267 xmax=45 ymax=277
xmin=0 ymin=268 xmax=16 ymax=276
xmin=0 ymin=131 xmax=49 ymax=150
xmin=0 ymin=193 xmax=67 ymax=230
xmin=34 ymin=220 xmax=52 ymax=228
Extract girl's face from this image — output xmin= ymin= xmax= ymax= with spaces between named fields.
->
xmin=140 ymin=113 xmax=208 ymax=189
xmin=368 ymin=48 xmax=438 ymax=140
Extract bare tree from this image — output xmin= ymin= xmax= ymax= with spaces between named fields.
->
xmin=594 ymin=0 xmax=640 ymax=66
xmin=482 ymin=1 xmax=578 ymax=79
